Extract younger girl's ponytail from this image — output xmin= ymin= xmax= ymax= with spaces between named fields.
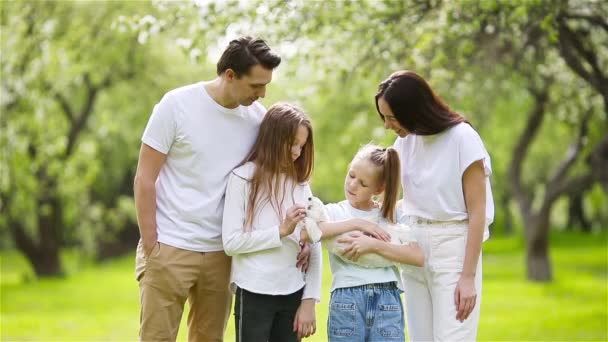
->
xmin=366 ymin=146 xmax=401 ymax=223
xmin=380 ymin=147 xmax=401 ymax=223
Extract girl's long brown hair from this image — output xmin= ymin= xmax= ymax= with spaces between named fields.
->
xmin=375 ymin=70 xmax=465 ymax=135
xmin=243 ymin=103 xmax=314 ymax=230
xmin=353 ymin=144 xmax=401 ymax=223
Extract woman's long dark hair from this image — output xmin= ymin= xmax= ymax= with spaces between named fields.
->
xmin=375 ymin=70 xmax=465 ymax=135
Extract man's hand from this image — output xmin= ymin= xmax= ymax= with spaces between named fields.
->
xmin=143 ymin=238 xmax=158 ymax=258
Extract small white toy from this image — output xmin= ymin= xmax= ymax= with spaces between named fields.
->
xmin=300 ymin=197 xmax=417 ymax=268
xmin=297 ymin=197 xmax=328 ymax=244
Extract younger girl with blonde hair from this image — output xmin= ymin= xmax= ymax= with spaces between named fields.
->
xmin=319 ymin=144 xmax=424 ymax=342
xmin=222 ymin=103 xmax=321 ymax=342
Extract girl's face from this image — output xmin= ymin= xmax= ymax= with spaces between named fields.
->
xmin=291 ymin=124 xmax=309 ymax=161
xmin=344 ymin=158 xmax=383 ymax=209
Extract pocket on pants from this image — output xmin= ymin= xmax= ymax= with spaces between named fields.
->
xmin=429 ymin=232 xmax=466 ymax=272
xmin=135 ymin=240 xmax=161 ymax=281
xmin=328 ymin=301 xmax=356 ymax=338
xmin=376 ymin=297 xmax=404 ymax=339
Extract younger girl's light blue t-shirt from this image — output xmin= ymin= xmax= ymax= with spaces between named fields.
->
xmin=324 ymin=200 xmax=400 ymax=292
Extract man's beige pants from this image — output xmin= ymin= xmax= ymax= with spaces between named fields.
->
xmin=135 ymin=240 xmax=232 ymax=342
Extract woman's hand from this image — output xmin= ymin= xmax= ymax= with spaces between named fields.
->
xmin=337 ymin=231 xmax=380 ymax=261
xmin=354 ymin=219 xmax=391 ymax=242
xmin=293 ymin=299 xmax=316 ymax=338
xmin=280 ymin=204 xmax=306 ymax=238
xmin=454 ymin=274 xmax=477 ymax=322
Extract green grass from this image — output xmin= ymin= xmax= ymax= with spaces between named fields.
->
xmin=1 ymin=232 xmax=606 ymax=341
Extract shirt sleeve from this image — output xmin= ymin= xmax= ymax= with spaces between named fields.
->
xmin=142 ymin=93 xmax=178 ymax=154
xmin=302 ymin=237 xmax=322 ymax=301
xmin=323 ymin=203 xmax=338 ymax=222
xmin=222 ymin=173 xmax=282 ymax=256
xmin=458 ymin=124 xmax=492 ymax=178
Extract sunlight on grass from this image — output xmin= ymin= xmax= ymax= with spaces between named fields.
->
xmin=1 ymin=232 xmax=606 ymax=341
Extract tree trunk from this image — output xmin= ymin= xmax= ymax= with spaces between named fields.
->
xmin=567 ymin=192 xmax=591 ymax=233
xmin=33 ymin=193 xmax=64 ymax=276
xmin=524 ymin=213 xmax=552 ymax=282
xmin=501 ymin=191 xmax=514 ymax=235
xmin=94 ymin=169 xmax=140 ymax=261
xmin=9 ymin=194 xmax=64 ymax=277
xmin=96 ymin=221 xmax=140 ymax=261
xmin=31 ymin=249 xmax=62 ymax=276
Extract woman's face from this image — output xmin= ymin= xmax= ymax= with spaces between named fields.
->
xmin=378 ymin=97 xmax=409 ymax=137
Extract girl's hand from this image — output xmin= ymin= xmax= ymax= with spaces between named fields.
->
xmin=337 ymin=231 xmax=379 ymax=261
xmin=356 ymin=219 xmax=391 ymax=242
xmin=296 ymin=241 xmax=310 ymax=272
xmin=293 ymin=299 xmax=316 ymax=338
xmin=280 ymin=204 xmax=306 ymax=238
xmin=454 ymin=274 xmax=477 ymax=322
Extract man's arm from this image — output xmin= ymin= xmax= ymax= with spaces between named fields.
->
xmin=134 ymin=143 xmax=167 ymax=256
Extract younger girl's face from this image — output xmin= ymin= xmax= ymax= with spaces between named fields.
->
xmin=344 ymin=158 xmax=383 ymax=207
xmin=291 ymin=124 xmax=309 ymax=161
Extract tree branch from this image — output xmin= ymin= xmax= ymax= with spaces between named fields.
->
xmin=557 ymin=17 xmax=608 ymax=105
xmin=509 ymin=83 xmax=551 ymax=216
xmin=587 ymin=134 xmax=608 ymax=192
xmin=64 ymin=74 xmax=98 ymax=157
xmin=562 ymin=13 xmax=608 ymax=32
xmin=547 ymin=108 xmax=592 ymax=190
xmin=546 ymin=173 xmax=595 ymax=206
xmin=52 ymin=90 xmax=75 ymax=125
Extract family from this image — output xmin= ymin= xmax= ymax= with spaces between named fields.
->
xmin=133 ymin=37 xmax=494 ymax=342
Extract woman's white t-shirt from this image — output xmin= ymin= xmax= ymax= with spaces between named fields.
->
xmin=394 ymin=122 xmax=494 ymax=240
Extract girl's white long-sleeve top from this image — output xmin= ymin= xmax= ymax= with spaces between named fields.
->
xmin=222 ymin=162 xmax=322 ymax=301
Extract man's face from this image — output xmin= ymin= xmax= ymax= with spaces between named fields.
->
xmin=229 ymin=64 xmax=273 ymax=106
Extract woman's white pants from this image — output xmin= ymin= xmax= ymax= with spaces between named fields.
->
xmin=401 ymin=219 xmax=482 ymax=342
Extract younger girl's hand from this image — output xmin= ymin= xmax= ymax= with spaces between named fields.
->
xmin=357 ymin=220 xmax=391 ymax=242
xmin=280 ymin=204 xmax=306 ymax=238
xmin=337 ymin=231 xmax=379 ymax=261
xmin=293 ymin=299 xmax=316 ymax=338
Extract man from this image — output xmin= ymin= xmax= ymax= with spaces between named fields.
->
xmin=134 ymin=37 xmax=286 ymax=341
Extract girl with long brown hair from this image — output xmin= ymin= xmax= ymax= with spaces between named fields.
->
xmin=222 ymin=103 xmax=321 ymax=342
xmin=316 ymin=144 xmax=424 ymax=342
xmin=376 ymin=70 xmax=494 ymax=341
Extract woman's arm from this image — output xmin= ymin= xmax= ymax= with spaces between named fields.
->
xmin=338 ymin=231 xmax=424 ymax=266
xmin=456 ymin=159 xmax=486 ymax=322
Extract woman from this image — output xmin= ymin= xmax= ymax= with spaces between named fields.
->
xmin=375 ymin=70 xmax=493 ymax=341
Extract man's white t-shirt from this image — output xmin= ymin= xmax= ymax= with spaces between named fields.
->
xmin=394 ymin=122 xmax=494 ymax=240
xmin=142 ymin=81 xmax=266 ymax=252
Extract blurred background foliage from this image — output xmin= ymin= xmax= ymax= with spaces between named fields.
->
xmin=2 ymin=0 xmax=606 ymax=280
xmin=1 ymin=0 xmax=606 ymax=340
